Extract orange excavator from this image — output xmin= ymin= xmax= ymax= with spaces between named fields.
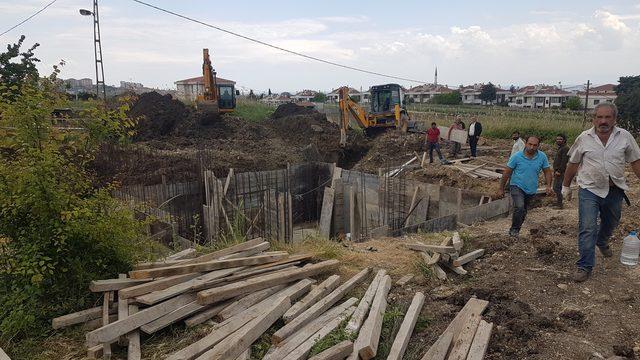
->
xmin=338 ymin=84 xmax=411 ymax=146
xmin=196 ymin=48 xmax=237 ymax=114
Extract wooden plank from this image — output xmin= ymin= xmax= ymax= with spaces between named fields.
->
xmin=117 ymin=275 xmax=129 ymax=346
xmin=119 ymin=273 xmax=202 ymax=299
xmin=451 ymin=232 xmax=463 ymax=251
xmin=447 ymin=310 xmax=483 ymax=360
xmin=404 ymin=187 xmax=420 ymax=227
xmin=421 ymin=298 xmax=488 ymax=359
xmin=195 ymin=296 xmax=291 ymax=360
xmin=184 ymin=301 xmax=231 ymax=328
xmin=265 ymin=298 xmax=358 ymax=360
xmin=217 ymin=285 xmax=287 ymax=321
xmin=440 ymin=261 xmax=468 ymax=275
xmin=396 ymin=274 xmax=414 ymax=286
xmin=223 ymin=168 xmax=234 ymax=196
xmin=331 ymin=166 xmax=342 ymax=187
xmin=345 ymin=269 xmax=386 ymax=334
xmin=192 ymin=262 xmax=300 ymax=292
xmin=197 ymin=260 xmax=339 ymax=305
xmin=421 ymin=251 xmax=440 ymax=266
xmin=127 ymin=304 xmax=141 ymax=360
xmin=420 ymin=332 xmax=452 ymax=360
xmin=386 ymin=292 xmax=426 ymax=360
xmin=271 ymin=267 xmax=371 ymax=344
xmin=140 ymin=301 xmax=206 ymax=334
xmin=354 ymin=275 xmax=392 ymax=360
xmin=466 ymin=320 xmax=494 ymax=360
xmin=0 ymin=347 xmax=10 ymax=360
xmin=432 ymin=263 xmax=447 ymax=280
xmin=129 ymin=253 xmax=287 ymax=279
xmin=90 ymin=278 xmax=153 ymax=292
xmin=82 ymin=315 xmax=117 ymax=332
xmin=166 ymin=248 xmax=197 ymax=261
xmin=102 ymin=291 xmax=112 ymax=358
xmin=234 ymin=349 xmax=250 ymax=360
xmin=318 ymin=187 xmax=335 ymax=238
xmin=218 ymin=242 xmax=270 ymax=260
xmin=86 ymin=293 xmax=196 ymax=347
xmin=182 ymin=238 xmax=267 ymax=265
xmin=407 ymin=243 xmax=457 ymax=254
xmin=283 ymin=275 xmax=341 ymax=323
xmin=452 ymin=249 xmax=485 ymax=267
xmin=52 ymin=304 xmax=117 ymax=329
xmin=281 ymin=306 xmax=356 ymax=360
xmin=307 ymin=340 xmax=353 ymax=360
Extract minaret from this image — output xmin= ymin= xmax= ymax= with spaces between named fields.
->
xmin=434 ymin=66 xmax=438 ymax=86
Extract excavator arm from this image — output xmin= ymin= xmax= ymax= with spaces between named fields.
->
xmin=197 ymin=48 xmax=220 ymax=114
xmin=338 ymin=86 xmax=368 ymax=146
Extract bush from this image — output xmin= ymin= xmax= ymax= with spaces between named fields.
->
xmin=564 ymin=96 xmax=582 ymax=111
xmin=0 ymin=67 xmax=147 ymax=346
xmin=430 ymin=91 xmax=462 ymax=105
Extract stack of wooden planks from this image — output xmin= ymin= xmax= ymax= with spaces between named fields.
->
xmin=420 ymin=297 xmax=493 ymax=360
xmin=449 ymin=162 xmax=503 ymax=180
xmin=407 ymin=232 xmax=485 ymax=281
xmin=51 ymin=238 xmax=340 ymax=359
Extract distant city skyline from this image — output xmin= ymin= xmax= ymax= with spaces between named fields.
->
xmin=3 ymin=0 xmax=638 ymax=94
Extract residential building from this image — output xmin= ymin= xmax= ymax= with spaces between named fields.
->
xmin=174 ymin=75 xmax=236 ymax=102
xmin=577 ymin=84 xmax=617 ymax=109
xmin=291 ymin=89 xmax=318 ymax=102
xmin=508 ymin=85 xmax=572 ymax=108
xmin=460 ymin=84 xmax=510 ymax=105
xmin=260 ymin=92 xmax=292 ymax=106
xmin=327 ymin=87 xmax=360 ymax=103
xmin=405 ymin=84 xmax=452 ymax=103
xmin=120 ymin=81 xmax=144 ymax=90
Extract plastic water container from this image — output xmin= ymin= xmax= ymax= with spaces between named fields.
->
xmin=620 ymin=231 xmax=640 ymax=266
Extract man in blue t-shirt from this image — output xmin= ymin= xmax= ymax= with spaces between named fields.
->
xmin=497 ymin=135 xmax=553 ymax=237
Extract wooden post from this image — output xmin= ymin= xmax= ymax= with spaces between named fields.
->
xmin=102 ymin=292 xmax=112 ymax=359
xmin=319 ymin=187 xmax=335 ymax=238
xmin=127 ymin=305 xmax=141 ymax=360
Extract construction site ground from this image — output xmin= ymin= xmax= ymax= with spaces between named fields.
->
xmin=39 ymin=96 xmax=637 ymax=359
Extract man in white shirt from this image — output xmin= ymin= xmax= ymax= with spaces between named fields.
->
xmin=511 ymin=131 xmax=525 ymax=158
xmin=563 ymin=103 xmax=640 ymax=282
xmin=468 ymin=117 xmax=483 ymax=157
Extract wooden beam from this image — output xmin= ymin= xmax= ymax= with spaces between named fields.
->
xmin=318 ymin=187 xmax=335 ymax=238
xmin=345 ymin=269 xmax=385 ymax=334
xmin=165 ymin=248 xmax=197 ymax=261
xmin=440 ymin=261 xmax=467 ymax=275
xmin=431 ymin=263 xmax=447 ymax=280
xmin=90 ymin=278 xmax=153 ymax=292
xmin=102 ymin=292 xmax=112 ymax=358
xmin=271 ymin=267 xmax=371 ymax=344
xmin=283 ymin=275 xmax=341 ymax=323
xmin=135 ymin=267 xmax=241 ymax=305
xmin=407 ymin=243 xmax=457 ymax=254
xmin=129 ymin=253 xmax=287 ymax=279
xmin=216 ymin=285 xmax=286 ymax=321
xmin=0 ymin=347 xmax=11 ymax=360
xmin=127 ymin=304 xmax=141 ymax=360
xmin=197 ymin=260 xmax=339 ymax=305
xmin=184 ymin=301 xmax=231 ymax=328
xmin=466 ymin=320 xmax=494 ymax=360
xmin=86 ymin=293 xmax=196 ymax=347
xmin=223 ymin=168 xmax=234 ymax=196
xmin=386 ymin=292 xmax=425 ymax=360
xmin=307 ymin=340 xmax=353 ymax=360
xmin=195 ymin=296 xmax=291 ymax=360
xmin=452 ymin=249 xmax=485 ymax=267
xmin=419 ymin=332 xmax=452 ymax=360
xmin=446 ymin=310 xmax=482 ymax=360
xmin=354 ymin=275 xmax=391 ymax=360
xmin=52 ymin=304 xmax=116 ymax=329
xmin=421 ymin=251 xmax=440 ymax=266
xmin=192 ymin=262 xmax=300 ymax=292
xmin=140 ymin=301 xmax=206 ymax=334
xmin=119 ymin=273 xmax=202 ymax=299
xmin=280 ymin=306 xmax=356 ymax=360
xmin=396 ymin=274 xmax=414 ymax=286
xmin=451 ymin=232 xmax=462 ymax=251
xmin=264 ymin=298 xmax=358 ymax=360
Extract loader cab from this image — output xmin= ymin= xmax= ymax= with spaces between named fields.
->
xmin=217 ymin=84 xmax=236 ymax=112
xmin=370 ymin=84 xmax=403 ymax=114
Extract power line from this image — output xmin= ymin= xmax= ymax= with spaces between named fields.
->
xmin=130 ymin=0 xmax=428 ymax=84
xmin=0 ymin=0 xmax=58 ymax=38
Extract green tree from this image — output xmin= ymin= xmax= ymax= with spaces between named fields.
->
xmin=0 ymin=35 xmax=40 ymax=101
xmin=615 ymin=76 xmax=640 ymax=133
xmin=0 ymin=59 xmax=145 ymax=346
xmin=312 ymin=91 xmax=327 ymax=103
xmin=564 ymin=96 xmax=583 ymax=111
xmin=479 ymin=82 xmax=497 ymax=104
xmin=430 ymin=91 xmax=462 ymax=105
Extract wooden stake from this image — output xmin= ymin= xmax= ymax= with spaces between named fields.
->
xmin=386 ymin=292 xmax=425 ymax=360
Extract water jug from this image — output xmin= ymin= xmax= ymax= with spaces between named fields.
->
xmin=620 ymin=231 xmax=640 ymax=266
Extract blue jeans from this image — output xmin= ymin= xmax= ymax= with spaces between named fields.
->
xmin=577 ymin=187 xmax=623 ymax=271
xmin=427 ymin=142 xmax=444 ymax=163
xmin=510 ymin=185 xmax=535 ymax=234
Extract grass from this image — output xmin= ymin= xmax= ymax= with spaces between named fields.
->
xmin=308 ymin=318 xmax=356 ymax=357
xmin=231 ymin=99 xmax=274 ymax=122
xmin=271 ymin=235 xmax=346 ymax=261
xmin=406 ymin=103 xmax=588 ymax=143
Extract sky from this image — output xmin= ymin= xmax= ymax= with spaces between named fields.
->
xmin=1 ymin=0 xmax=639 ymax=94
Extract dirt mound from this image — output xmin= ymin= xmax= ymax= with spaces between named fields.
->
xmin=272 ymin=102 xmax=317 ymax=119
xmin=130 ymin=92 xmax=188 ymax=140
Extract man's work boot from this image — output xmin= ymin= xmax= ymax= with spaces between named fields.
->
xmin=573 ymin=268 xmax=590 ymax=283
xmin=598 ymin=246 xmax=613 ymax=258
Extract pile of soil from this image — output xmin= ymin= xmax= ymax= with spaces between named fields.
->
xmin=129 ymin=92 xmax=188 ymax=140
xmin=272 ymin=102 xmax=317 ymax=119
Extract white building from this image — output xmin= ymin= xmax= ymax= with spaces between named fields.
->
xmin=405 ymin=84 xmax=452 ymax=103
xmin=459 ymin=84 xmax=510 ymax=105
xmin=578 ymin=84 xmax=616 ymax=109
xmin=174 ymin=76 xmax=236 ymax=102
xmin=508 ymin=85 xmax=572 ymax=108
xmin=291 ymin=90 xmax=318 ymax=102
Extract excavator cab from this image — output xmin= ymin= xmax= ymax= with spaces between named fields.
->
xmin=217 ymin=84 xmax=236 ymax=113
xmin=196 ymin=48 xmax=237 ymax=115
xmin=370 ymin=84 xmax=403 ymax=116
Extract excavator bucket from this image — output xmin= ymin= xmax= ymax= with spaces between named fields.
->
xmin=196 ymin=100 xmax=219 ymax=114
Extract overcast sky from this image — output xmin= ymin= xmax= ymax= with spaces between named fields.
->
xmin=1 ymin=0 xmax=639 ymax=93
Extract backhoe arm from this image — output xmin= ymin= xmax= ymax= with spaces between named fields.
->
xmin=338 ymin=86 xmax=368 ymax=146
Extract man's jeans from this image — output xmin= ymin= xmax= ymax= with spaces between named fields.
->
xmin=577 ymin=187 xmax=623 ymax=271
xmin=427 ymin=142 xmax=444 ymax=163
xmin=510 ymin=185 xmax=535 ymax=234
xmin=553 ymin=175 xmax=563 ymax=205
xmin=469 ymin=136 xmax=479 ymax=157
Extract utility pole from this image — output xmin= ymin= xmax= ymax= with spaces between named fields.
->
xmin=582 ymin=80 xmax=590 ymax=126
xmin=80 ymin=0 xmax=106 ymax=101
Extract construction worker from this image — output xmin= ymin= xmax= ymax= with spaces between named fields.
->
xmin=497 ymin=135 xmax=553 ymax=237
xmin=425 ymin=122 xmax=446 ymax=164
xmin=448 ymin=116 xmax=464 ymax=157
xmin=468 ymin=116 xmax=483 ymax=157
xmin=552 ymin=133 xmax=570 ymax=208
xmin=562 ymin=103 xmax=640 ymax=282
xmin=510 ymin=131 xmax=525 ymax=158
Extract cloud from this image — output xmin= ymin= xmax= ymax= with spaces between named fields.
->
xmin=595 ymin=10 xmax=630 ymax=32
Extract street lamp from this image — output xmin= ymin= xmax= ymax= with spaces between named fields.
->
xmin=79 ymin=1 xmax=106 ymax=101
